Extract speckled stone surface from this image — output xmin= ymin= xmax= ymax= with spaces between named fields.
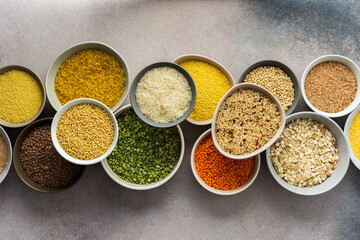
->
xmin=0 ymin=1 xmax=360 ymax=239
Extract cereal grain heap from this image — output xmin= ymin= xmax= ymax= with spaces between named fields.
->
xmin=349 ymin=112 xmax=360 ymax=160
xmin=271 ymin=119 xmax=339 ymax=187
xmin=135 ymin=66 xmax=191 ymax=123
xmin=0 ymin=70 xmax=43 ymax=123
xmin=215 ymin=88 xmax=280 ymax=155
xmin=305 ymin=61 xmax=357 ymax=113
xmin=244 ymin=66 xmax=294 ymax=111
xmin=55 ymin=49 xmax=125 ymax=109
xmin=180 ymin=60 xmax=231 ymax=121
xmin=56 ymin=103 xmax=114 ymax=160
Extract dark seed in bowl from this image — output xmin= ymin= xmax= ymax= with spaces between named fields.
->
xmin=20 ymin=124 xmax=82 ymax=188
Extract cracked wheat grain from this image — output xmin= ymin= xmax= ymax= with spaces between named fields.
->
xmin=215 ymin=88 xmax=280 ymax=155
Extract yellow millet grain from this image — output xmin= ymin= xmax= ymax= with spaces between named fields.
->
xmin=0 ymin=70 xmax=43 ymax=123
xmin=349 ymin=112 xmax=360 ymax=160
xmin=55 ymin=49 xmax=125 ymax=109
xmin=56 ymin=103 xmax=115 ymax=160
xmin=180 ymin=60 xmax=231 ymax=121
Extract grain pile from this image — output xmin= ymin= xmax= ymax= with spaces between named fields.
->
xmin=135 ymin=66 xmax=192 ymax=123
xmin=215 ymin=88 xmax=280 ymax=155
xmin=56 ymin=103 xmax=114 ymax=160
xmin=0 ymin=70 xmax=43 ymax=123
xmin=305 ymin=61 xmax=357 ymax=113
xmin=244 ymin=66 xmax=294 ymax=111
xmin=270 ymin=119 xmax=339 ymax=187
xmin=180 ymin=60 xmax=231 ymax=121
xmin=55 ymin=49 xmax=125 ymax=109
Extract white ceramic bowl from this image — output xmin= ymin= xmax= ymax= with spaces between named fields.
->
xmin=344 ymin=104 xmax=360 ymax=170
xmin=301 ymin=54 xmax=360 ymax=118
xmin=211 ymin=83 xmax=286 ymax=160
xmin=46 ymin=41 xmax=130 ymax=112
xmin=191 ymin=129 xmax=260 ymax=195
xmin=173 ymin=54 xmax=235 ymax=125
xmin=0 ymin=65 xmax=46 ymax=128
xmin=266 ymin=111 xmax=350 ymax=196
xmin=0 ymin=126 xmax=12 ymax=184
xmin=101 ymin=104 xmax=185 ymax=190
xmin=51 ymin=98 xmax=118 ymax=165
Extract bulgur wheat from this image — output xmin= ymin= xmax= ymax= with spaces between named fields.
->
xmin=215 ymin=88 xmax=280 ymax=155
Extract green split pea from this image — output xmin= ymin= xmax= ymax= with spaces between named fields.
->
xmin=108 ymin=109 xmax=181 ymax=184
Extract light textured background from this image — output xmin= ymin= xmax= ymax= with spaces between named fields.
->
xmin=1 ymin=1 xmax=360 ymax=239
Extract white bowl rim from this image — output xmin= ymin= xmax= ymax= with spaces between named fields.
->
xmin=211 ymin=82 xmax=286 ymax=159
xmin=51 ymin=98 xmax=119 ymax=165
xmin=301 ymin=54 xmax=360 ymax=118
xmin=173 ymin=54 xmax=236 ymax=126
xmin=0 ymin=126 xmax=12 ymax=184
xmin=344 ymin=104 xmax=360 ymax=170
xmin=191 ymin=129 xmax=260 ymax=195
xmin=101 ymin=104 xmax=185 ymax=190
xmin=265 ymin=111 xmax=350 ymax=196
xmin=45 ymin=41 xmax=130 ymax=113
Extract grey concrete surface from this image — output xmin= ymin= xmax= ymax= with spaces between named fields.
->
xmin=0 ymin=0 xmax=360 ymax=239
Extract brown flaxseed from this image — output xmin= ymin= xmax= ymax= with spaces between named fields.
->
xmin=215 ymin=88 xmax=281 ymax=155
xmin=305 ymin=61 xmax=357 ymax=113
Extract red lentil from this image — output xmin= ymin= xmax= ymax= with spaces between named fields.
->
xmin=195 ymin=135 xmax=255 ymax=190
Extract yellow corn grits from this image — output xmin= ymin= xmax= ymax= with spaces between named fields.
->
xmin=180 ymin=60 xmax=231 ymax=121
xmin=350 ymin=112 xmax=360 ymax=160
xmin=0 ymin=70 xmax=43 ymax=123
xmin=55 ymin=49 xmax=125 ymax=109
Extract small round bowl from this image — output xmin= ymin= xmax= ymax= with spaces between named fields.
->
xmin=191 ymin=129 xmax=260 ymax=195
xmin=13 ymin=117 xmax=85 ymax=193
xmin=130 ymin=62 xmax=196 ymax=128
xmin=211 ymin=83 xmax=286 ymax=160
xmin=266 ymin=111 xmax=350 ymax=196
xmin=301 ymin=54 xmax=360 ymax=118
xmin=51 ymin=98 xmax=119 ymax=165
xmin=46 ymin=41 xmax=130 ymax=113
xmin=173 ymin=54 xmax=235 ymax=125
xmin=101 ymin=104 xmax=185 ymax=190
xmin=344 ymin=104 xmax=360 ymax=170
xmin=0 ymin=65 xmax=46 ymax=128
xmin=238 ymin=60 xmax=300 ymax=116
xmin=0 ymin=126 xmax=12 ymax=184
